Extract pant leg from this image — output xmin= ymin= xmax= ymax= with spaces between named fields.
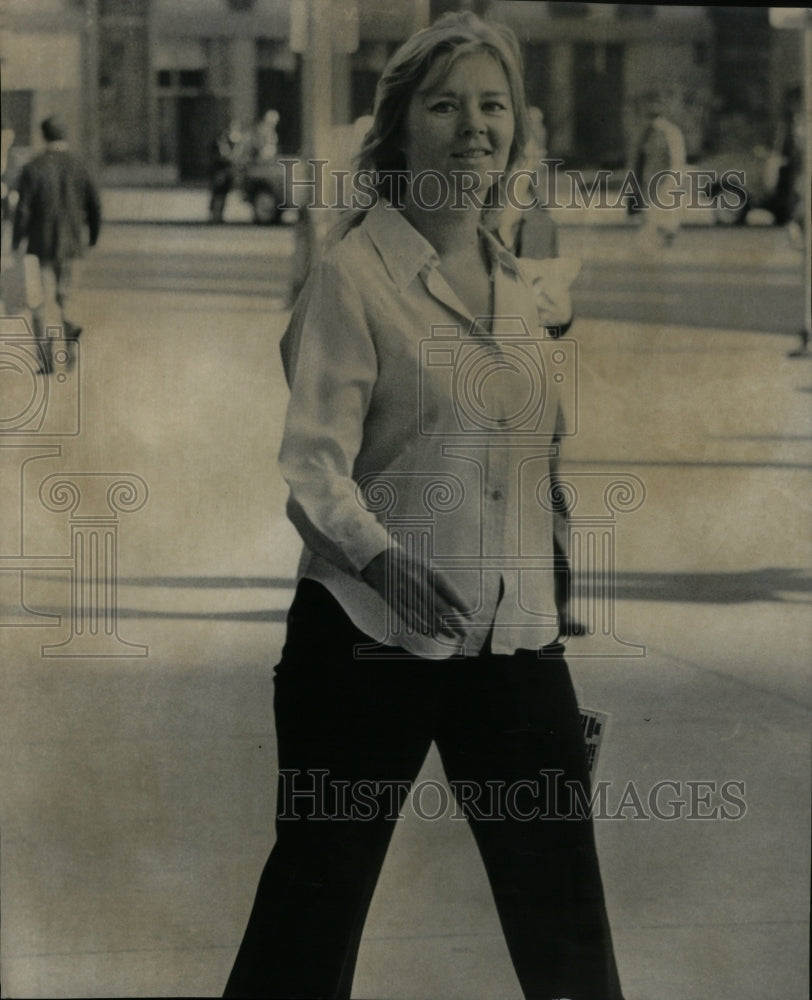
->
xmin=435 ymin=646 xmax=624 ymax=1000
xmin=224 ymin=581 xmax=434 ymax=1000
xmin=31 ymin=261 xmax=55 ymax=370
xmin=52 ymin=258 xmax=81 ymax=336
xmin=52 ymin=258 xmax=72 ymax=319
xmin=210 ymin=169 xmax=232 ymax=222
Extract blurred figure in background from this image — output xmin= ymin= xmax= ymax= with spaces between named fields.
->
xmin=251 ymin=109 xmax=280 ymax=163
xmin=287 ymin=113 xmax=374 ymax=307
xmin=209 ymin=120 xmax=247 ymax=224
xmin=632 ymin=89 xmax=686 ymax=251
xmin=1 ymin=122 xmax=15 ymax=220
xmin=11 ymin=114 xmax=101 ymax=374
xmin=766 ymin=85 xmax=804 ymax=248
xmin=491 ymin=106 xmax=581 ymax=348
xmin=493 ymin=105 xmax=558 ymax=259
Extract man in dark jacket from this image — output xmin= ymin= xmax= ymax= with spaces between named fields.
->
xmin=12 ymin=114 xmax=101 ymax=374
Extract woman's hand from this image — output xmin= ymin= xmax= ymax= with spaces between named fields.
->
xmin=361 ymin=546 xmax=473 ymax=647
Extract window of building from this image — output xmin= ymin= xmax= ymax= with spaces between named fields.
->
xmin=155 ymin=69 xmax=209 ymax=92
xmin=178 ymin=69 xmax=205 ymax=89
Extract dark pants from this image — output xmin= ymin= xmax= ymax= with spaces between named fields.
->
xmin=210 ymin=166 xmax=235 ymax=223
xmin=224 ymin=580 xmax=624 ymax=1000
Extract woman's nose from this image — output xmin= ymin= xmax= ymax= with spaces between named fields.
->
xmin=458 ymin=103 xmax=486 ymax=136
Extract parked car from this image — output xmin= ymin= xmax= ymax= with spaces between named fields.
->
xmin=239 ymin=157 xmax=300 ymax=225
xmin=686 ymin=145 xmax=770 ymax=225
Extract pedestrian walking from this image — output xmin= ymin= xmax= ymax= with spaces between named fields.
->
xmin=767 ymin=85 xmax=804 ymax=246
xmin=493 ymin=104 xmax=559 ymax=260
xmin=489 ymin=104 xmax=581 ymax=343
xmin=632 ymin=89 xmax=686 ymax=251
xmin=11 ymin=114 xmax=101 ymax=374
xmin=209 ymin=120 xmax=247 ymax=224
xmin=1 ymin=122 xmax=15 ymax=218
xmin=224 ymin=12 xmax=625 ymax=1000
xmin=250 ymin=108 xmax=281 ymax=163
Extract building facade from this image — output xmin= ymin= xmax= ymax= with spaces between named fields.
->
xmin=0 ymin=1 xmax=804 ymax=183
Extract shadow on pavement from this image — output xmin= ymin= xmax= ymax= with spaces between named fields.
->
xmin=608 ymin=567 xmax=811 ymax=604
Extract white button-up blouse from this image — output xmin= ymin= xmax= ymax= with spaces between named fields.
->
xmin=279 ymin=201 xmax=574 ymax=659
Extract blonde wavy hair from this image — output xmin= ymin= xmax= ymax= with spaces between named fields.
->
xmin=333 ymin=10 xmax=529 ymax=238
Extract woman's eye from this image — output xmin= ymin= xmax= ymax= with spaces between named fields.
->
xmin=483 ymin=101 xmax=508 ymax=113
xmin=429 ymin=101 xmax=457 ymax=114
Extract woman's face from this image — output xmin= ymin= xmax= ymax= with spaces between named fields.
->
xmin=402 ymin=50 xmax=515 ymax=199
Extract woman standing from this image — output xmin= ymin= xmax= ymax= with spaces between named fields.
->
xmin=224 ymin=12 xmax=624 ymax=1000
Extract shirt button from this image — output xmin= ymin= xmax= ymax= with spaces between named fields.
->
xmin=491 ymin=488 xmax=504 ymax=500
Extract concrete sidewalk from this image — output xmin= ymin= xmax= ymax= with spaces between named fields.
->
xmin=0 ymin=271 xmax=810 ymax=998
xmin=101 ymin=185 xmax=255 ymax=225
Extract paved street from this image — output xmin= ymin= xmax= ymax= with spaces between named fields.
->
xmin=81 ymin=223 xmax=295 ymax=302
xmin=0 ymin=214 xmax=810 ymax=998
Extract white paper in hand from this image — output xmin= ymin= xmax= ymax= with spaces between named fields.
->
xmin=516 ymin=256 xmax=582 ymax=329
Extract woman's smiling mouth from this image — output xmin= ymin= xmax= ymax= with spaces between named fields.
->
xmin=452 ymin=148 xmax=493 ymax=160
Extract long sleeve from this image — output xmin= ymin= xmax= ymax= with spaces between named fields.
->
xmin=279 ymin=257 xmax=392 ymax=576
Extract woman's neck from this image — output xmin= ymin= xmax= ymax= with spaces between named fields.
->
xmin=401 ymin=200 xmax=482 ymax=259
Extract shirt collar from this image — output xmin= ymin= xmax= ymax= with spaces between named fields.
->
xmin=363 ymin=201 xmax=523 ymax=292
xmin=363 ymin=202 xmax=438 ymax=292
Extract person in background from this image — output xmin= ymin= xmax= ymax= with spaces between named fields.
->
xmin=209 ymin=120 xmax=247 ymax=224
xmin=11 ymin=114 xmax=101 ymax=374
xmin=224 ymin=12 xmax=624 ymax=1000
xmin=632 ymin=89 xmax=686 ymax=251
xmin=286 ymin=114 xmax=375 ymax=307
xmin=1 ymin=122 xmax=16 ymax=220
xmin=251 ymin=108 xmax=281 ymax=162
xmin=493 ymin=104 xmax=559 ymax=260
xmin=767 ymin=85 xmax=804 ymax=247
